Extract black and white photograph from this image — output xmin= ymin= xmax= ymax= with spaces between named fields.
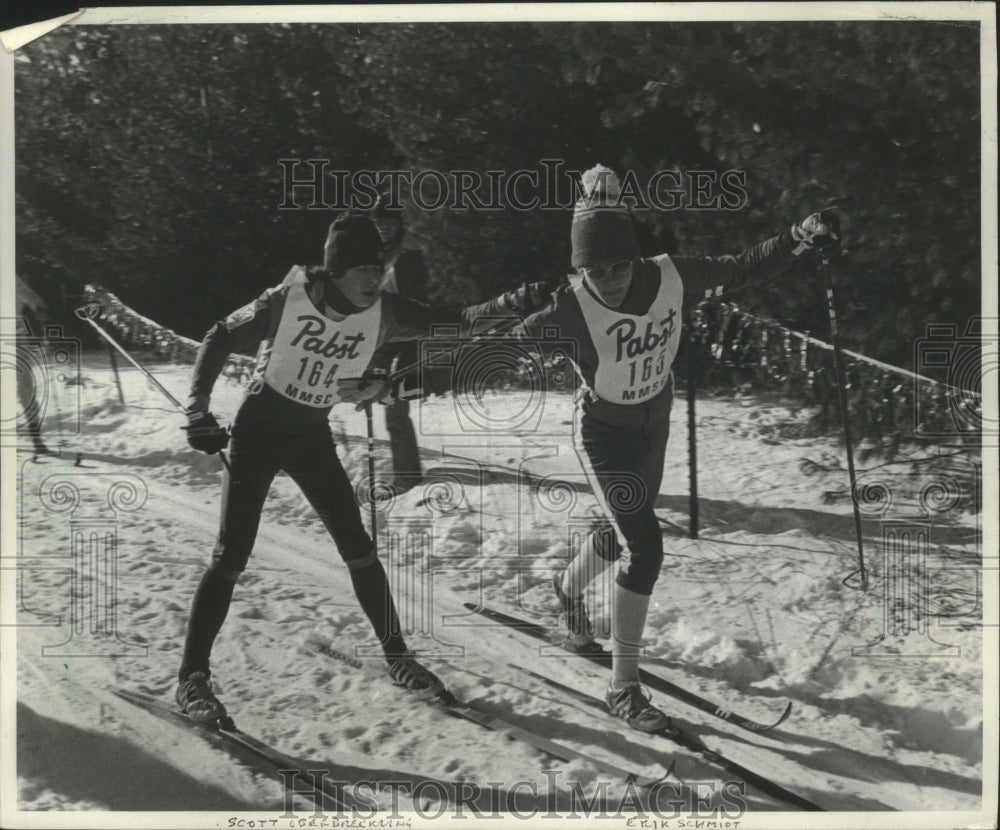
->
xmin=1 ymin=4 xmax=996 ymax=828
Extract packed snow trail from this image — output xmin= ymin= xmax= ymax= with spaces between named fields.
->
xmin=12 ymin=355 xmax=985 ymax=815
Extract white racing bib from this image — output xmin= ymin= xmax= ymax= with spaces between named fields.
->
xmin=570 ymin=254 xmax=683 ymax=405
xmin=262 ymin=273 xmax=383 ymax=408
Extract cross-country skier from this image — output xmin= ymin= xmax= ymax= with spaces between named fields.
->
xmin=176 ymin=212 xmax=524 ymax=722
xmin=517 ymin=164 xmax=839 ymax=732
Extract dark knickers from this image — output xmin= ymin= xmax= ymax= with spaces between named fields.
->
xmin=210 ymin=421 xmax=373 ymax=581
xmin=577 ymin=414 xmax=670 ymax=596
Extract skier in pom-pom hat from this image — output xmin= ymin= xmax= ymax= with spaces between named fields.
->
xmin=512 ymin=164 xmax=839 ymax=732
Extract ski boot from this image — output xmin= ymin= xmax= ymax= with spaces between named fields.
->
xmin=606 ymin=683 xmax=673 ymax=734
xmin=176 ymin=671 xmax=231 ymax=725
xmin=386 ymin=652 xmax=446 ymax=699
xmin=552 ymin=573 xmax=603 ymax=654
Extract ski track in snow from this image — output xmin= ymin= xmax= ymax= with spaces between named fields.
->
xmin=11 ymin=354 xmax=984 ymax=816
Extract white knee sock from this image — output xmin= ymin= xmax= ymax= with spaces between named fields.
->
xmin=610 ymin=585 xmax=650 ymax=690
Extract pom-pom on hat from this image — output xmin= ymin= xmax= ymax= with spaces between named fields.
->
xmin=322 ymin=211 xmax=384 ymax=275
xmin=570 ymin=164 xmax=641 ymax=269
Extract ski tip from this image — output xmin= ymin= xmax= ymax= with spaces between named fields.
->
xmin=768 ymin=700 xmax=794 ymax=732
xmin=742 ymin=699 xmax=793 ymax=734
xmin=649 ymin=758 xmax=678 ymax=786
xmin=630 ymin=761 xmax=676 ymax=790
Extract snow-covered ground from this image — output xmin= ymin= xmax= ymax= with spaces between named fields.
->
xmin=3 ymin=352 xmax=993 ymax=828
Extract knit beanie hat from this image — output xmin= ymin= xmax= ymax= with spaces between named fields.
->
xmin=322 ymin=212 xmax=384 ymax=274
xmin=570 ymin=164 xmax=641 ymax=269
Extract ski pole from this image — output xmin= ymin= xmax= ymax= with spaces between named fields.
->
xmin=363 ymin=401 xmax=379 ymax=557
xmin=74 ymin=303 xmax=231 ymax=473
xmin=684 ymin=324 xmax=699 ymax=540
xmin=821 ymin=255 xmax=868 ymax=591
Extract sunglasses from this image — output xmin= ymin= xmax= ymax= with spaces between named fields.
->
xmin=578 ymin=259 xmax=633 ymax=281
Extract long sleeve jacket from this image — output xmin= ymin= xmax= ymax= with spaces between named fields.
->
xmin=519 ymin=230 xmax=800 ymax=441
xmin=190 ymin=265 xmax=512 ymax=434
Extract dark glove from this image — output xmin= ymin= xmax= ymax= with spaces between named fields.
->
xmin=182 ymin=411 xmax=230 ymax=454
xmin=791 ymin=210 xmax=841 ymax=257
xmin=502 ymin=281 xmax=551 ymax=316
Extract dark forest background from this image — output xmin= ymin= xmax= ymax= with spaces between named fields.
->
xmin=14 ymin=21 xmax=982 ymax=371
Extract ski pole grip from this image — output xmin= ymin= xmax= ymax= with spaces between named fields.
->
xmin=74 ymin=303 xmax=103 ymax=321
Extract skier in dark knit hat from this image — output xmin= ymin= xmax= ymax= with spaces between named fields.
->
xmin=176 ymin=211 xmax=527 ymax=722
xmin=515 ymin=164 xmax=840 ymax=732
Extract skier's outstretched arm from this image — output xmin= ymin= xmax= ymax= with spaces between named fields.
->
xmin=334 ymin=288 xmax=530 ymax=407
xmin=671 ymin=211 xmax=841 ymax=312
xmin=375 ymin=289 xmax=532 ymax=344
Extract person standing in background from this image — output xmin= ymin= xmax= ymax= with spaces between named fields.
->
xmin=14 ymin=274 xmax=51 ymax=456
xmin=371 ymin=196 xmax=429 ymax=496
